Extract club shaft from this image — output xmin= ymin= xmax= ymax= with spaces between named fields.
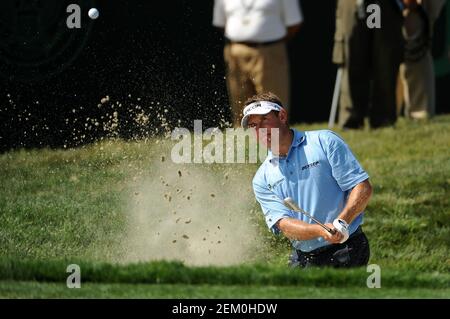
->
xmin=283 ymin=198 xmax=335 ymax=234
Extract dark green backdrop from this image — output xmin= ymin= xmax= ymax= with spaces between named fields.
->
xmin=0 ymin=0 xmax=448 ymax=150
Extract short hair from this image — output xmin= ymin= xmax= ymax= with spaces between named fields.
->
xmin=243 ymin=92 xmax=284 ymax=108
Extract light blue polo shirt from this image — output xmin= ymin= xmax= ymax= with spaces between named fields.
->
xmin=252 ymin=129 xmax=369 ymax=252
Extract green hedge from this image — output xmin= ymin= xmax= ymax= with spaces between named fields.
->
xmin=0 ymin=258 xmax=448 ymax=289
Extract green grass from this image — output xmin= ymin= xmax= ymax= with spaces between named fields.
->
xmin=0 ymin=115 xmax=449 ymax=298
xmin=322 ymin=117 xmax=450 ymax=272
xmin=1 ymin=281 xmax=448 ymax=298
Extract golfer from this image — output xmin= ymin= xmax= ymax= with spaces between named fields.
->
xmin=242 ymin=92 xmax=373 ymax=268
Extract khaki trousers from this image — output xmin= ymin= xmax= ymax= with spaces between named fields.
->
xmin=400 ymin=53 xmax=435 ymax=118
xmin=224 ymin=41 xmax=290 ymax=127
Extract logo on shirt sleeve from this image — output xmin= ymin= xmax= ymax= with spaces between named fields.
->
xmin=267 ymin=178 xmax=284 ymax=190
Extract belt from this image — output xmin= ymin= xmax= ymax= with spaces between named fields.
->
xmin=297 ymin=226 xmax=364 ymax=256
xmin=226 ymin=38 xmax=284 ymax=47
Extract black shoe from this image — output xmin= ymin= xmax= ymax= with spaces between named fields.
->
xmin=342 ymin=118 xmax=364 ymax=130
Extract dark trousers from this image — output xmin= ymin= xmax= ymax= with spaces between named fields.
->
xmin=290 ymin=227 xmax=370 ymax=268
xmin=346 ymin=0 xmax=404 ymax=128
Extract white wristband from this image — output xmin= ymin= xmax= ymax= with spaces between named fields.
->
xmin=333 ymin=219 xmax=349 ymax=243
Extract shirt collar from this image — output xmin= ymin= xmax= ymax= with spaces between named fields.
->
xmin=267 ymin=129 xmax=306 ymax=161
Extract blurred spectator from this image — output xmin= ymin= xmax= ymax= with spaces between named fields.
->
xmin=332 ymin=0 xmax=404 ymax=129
xmin=213 ymin=0 xmax=303 ymax=127
xmin=399 ymin=0 xmax=446 ymax=119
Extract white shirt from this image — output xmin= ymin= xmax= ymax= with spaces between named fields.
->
xmin=213 ymin=0 xmax=303 ymax=42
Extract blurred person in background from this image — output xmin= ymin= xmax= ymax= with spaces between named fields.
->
xmin=399 ymin=0 xmax=446 ymax=120
xmin=213 ymin=0 xmax=303 ymax=127
xmin=332 ymin=0 xmax=404 ymax=129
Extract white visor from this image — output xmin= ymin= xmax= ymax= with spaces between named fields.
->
xmin=241 ymin=101 xmax=282 ymax=129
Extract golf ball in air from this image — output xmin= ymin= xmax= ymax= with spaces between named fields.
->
xmin=88 ymin=8 xmax=99 ymax=19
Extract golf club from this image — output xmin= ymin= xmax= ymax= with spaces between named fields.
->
xmin=283 ymin=197 xmax=336 ymax=234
